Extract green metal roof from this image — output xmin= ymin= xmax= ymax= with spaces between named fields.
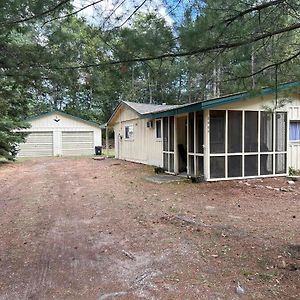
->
xmin=26 ymin=111 xmax=101 ymax=128
xmin=142 ymin=81 xmax=300 ymax=119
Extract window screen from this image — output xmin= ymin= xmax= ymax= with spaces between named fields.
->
xmin=188 ymin=113 xmax=194 ymax=153
xmin=170 ymin=154 xmax=174 ymax=173
xmin=163 ymin=153 xmax=168 ymax=170
xmin=210 ymin=110 xmax=225 ymax=153
xmin=196 ymin=156 xmax=204 ymax=176
xmin=188 ymin=155 xmax=195 ymax=176
xmin=210 ymin=156 xmax=225 ymax=178
xmin=290 ymin=122 xmax=300 ymax=141
xmin=260 ymin=154 xmax=273 ymax=175
xmin=170 ymin=116 xmax=174 ymax=152
xmin=260 ymin=112 xmax=273 ymax=152
xmin=228 ymin=111 xmax=242 ymax=153
xmin=276 ymin=113 xmax=287 ymax=152
xmin=275 ymin=153 xmax=286 ymax=174
xmin=163 ymin=117 xmax=168 ymax=151
xmin=228 ymin=156 xmax=242 ymax=177
xmin=244 ymin=111 xmax=258 ymax=152
xmin=156 ymin=120 xmax=162 ymax=139
xmin=244 ymin=155 xmax=258 ymax=176
xmin=196 ymin=112 xmax=203 ymax=153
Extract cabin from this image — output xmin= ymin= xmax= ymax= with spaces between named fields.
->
xmin=107 ymin=82 xmax=300 ymax=181
xmin=18 ymin=111 xmax=102 ymax=157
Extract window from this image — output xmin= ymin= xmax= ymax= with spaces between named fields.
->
xmin=156 ymin=119 xmax=162 ymax=139
xmin=290 ymin=121 xmax=300 ymax=141
xmin=124 ymin=125 xmax=133 ymax=139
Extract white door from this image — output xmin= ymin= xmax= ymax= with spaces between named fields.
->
xmin=18 ymin=132 xmax=53 ymax=157
xmin=62 ymin=131 xmax=94 ymax=156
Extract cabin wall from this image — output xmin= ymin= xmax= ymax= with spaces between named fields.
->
xmin=112 ymin=107 xmax=163 ymax=167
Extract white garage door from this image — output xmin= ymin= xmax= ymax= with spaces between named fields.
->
xmin=62 ymin=131 xmax=94 ymax=156
xmin=18 ymin=132 xmax=53 ymax=157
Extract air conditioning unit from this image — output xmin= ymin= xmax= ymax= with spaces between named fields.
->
xmin=147 ymin=120 xmax=154 ymax=128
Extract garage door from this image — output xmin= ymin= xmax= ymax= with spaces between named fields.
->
xmin=62 ymin=131 xmax=94 ymax=156
xmin=18 ymin=132 xmax=53 ymax=157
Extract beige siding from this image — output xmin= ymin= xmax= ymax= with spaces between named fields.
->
xmin=18 ymin=132 xmax=53 ymax=157
xmin=289 ymin=143 xmax=300 ymax=170
xmin=62 ymin=131 xmax=94 ymax=156
xmin=113 ymin=107 xmax=163 ymax=167
xmin=215 ymin=95 xmax=292 ymax=111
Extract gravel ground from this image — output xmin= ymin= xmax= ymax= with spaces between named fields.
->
xmin=0 ymin=157 xmax=299 ymax=300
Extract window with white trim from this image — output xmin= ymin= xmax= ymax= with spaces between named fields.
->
xmin=124 ymin=125 xmax=134 ymax=139
xmin=156 ymin=119 xmax=162 ymax=139
xmin=290 ymin=121 xmax=300 ymax=141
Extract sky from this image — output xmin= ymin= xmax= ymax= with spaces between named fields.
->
xmin=72 ymin=0 xmax=187 ymax=29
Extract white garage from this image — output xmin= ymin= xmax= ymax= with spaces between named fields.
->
xmin=18 ymin=111 xmax=102 ymax=157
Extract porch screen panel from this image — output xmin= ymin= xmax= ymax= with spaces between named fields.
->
xmin=210 ymin=110 xmax=225 ymax=153
xmin=170 ymin=153 xmax=175 ymax=173
xmin=210 ymin=156 xmax=225 ymax=178
xmin=276 ymin=113 xmax=287 ymax=152
xmin=260 ymin=154 xmax=273 ymax=175
xmin=163 ymin=117 xmax=168 ymax=151
xmin=196 ymin=156 xmax=204 ymax=176
xmin=245 ymin=155 xmax=258 ymax=176
xmin=189 ymin=155 xmax=194 ymax=175
xmin=196 ymin=112 xmax=203 ymax=153
xmin=169 ymin=116 xmax=175 ymax=152
xmin=228 ymin=156 xmax=242 ymax=177
xmin=245 ymin=111 xmax=258 ymax=152
xmin=260 ymin=112 xmax=273 ymax=152
xmin=163 ymin=153 xmax=168 ymax=170
xmin=228 ymin=111 xmax=242 ymax=153
xmin=275 ymin=153 xmax=286 ymax=174
xmin=188 ymin=113 xmax=194 ymax=153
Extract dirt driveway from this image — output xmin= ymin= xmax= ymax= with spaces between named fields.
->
xmin=0 ymin=157 xmax=299 ymax=300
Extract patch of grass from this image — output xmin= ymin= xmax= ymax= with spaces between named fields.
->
xmin=258 ymin=272 xmax=275 ymax=282
xmin=168 ymin=205 xmax=180 ymax=214
xmin=241 ymin=269 xmax=254 ymax=278
xmin=289 ymin=167 xmax=300 ymax=176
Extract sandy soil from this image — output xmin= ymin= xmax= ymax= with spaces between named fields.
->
xmin=0 ymin=157 xmax=299 ymax=300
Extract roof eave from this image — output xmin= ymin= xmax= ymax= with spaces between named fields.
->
xmin=143 ymin=81 xmax=300 ymax=118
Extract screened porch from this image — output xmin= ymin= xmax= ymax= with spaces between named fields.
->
xmin=161 ymin=109 xmax=288 ymax=181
